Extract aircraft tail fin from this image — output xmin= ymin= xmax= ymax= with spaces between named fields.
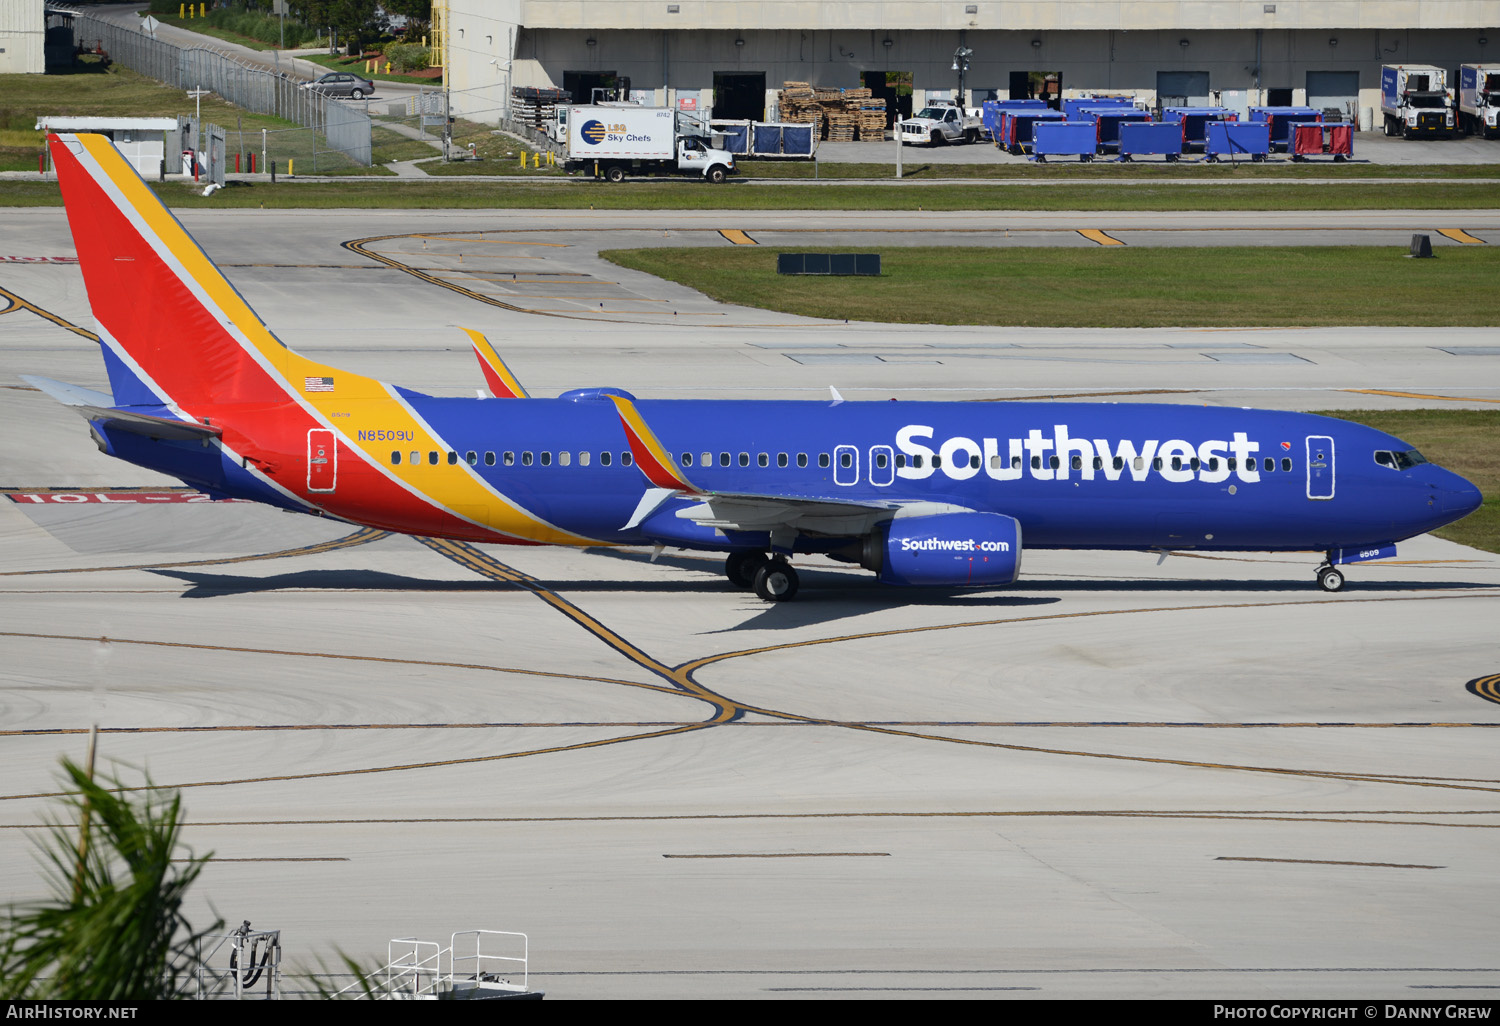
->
xmin=463 ymin=328 xmax=530 ymax=398
xmin=607 ymin=395 xmax=701 ymax=492
xmin=46 ymin=133 xmax=297 ymax=408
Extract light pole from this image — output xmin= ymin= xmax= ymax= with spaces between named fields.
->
xmin=951 ymin=45 xmax=972 ymax=106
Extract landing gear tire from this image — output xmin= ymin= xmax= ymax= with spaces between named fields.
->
xmin=1316 ymin=565 xmax=1345 ymax=593
xmin=725 ymin=551 xmax=768 ymax=589
xmin=753 ymin=559 xmax=799 ymax=602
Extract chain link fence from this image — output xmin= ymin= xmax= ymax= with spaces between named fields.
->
xmin=66 ymin=5 xmax=371 ymax=168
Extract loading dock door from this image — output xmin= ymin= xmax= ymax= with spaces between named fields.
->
xmin=1157 ymin=71 xmax=1210 ymax=107
xmin=1306 ymin=71 xmax=1359 ymax=120
xmin=712 ymin=72 xmax=765 ymax=120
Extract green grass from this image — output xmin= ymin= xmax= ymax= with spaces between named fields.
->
xmin=1314 ymin=409 xmax=1500 ymax=553
xmin=600 ymin=245 xmax=1500 ymax=328
xmin=299 ymin=52 xmax=441 ymax=86
xmin=5 ymin=178 xmax=1500 ymax=210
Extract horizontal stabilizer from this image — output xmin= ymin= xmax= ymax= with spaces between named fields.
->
xmin=22 ymin=375 xmax=222 ymax=441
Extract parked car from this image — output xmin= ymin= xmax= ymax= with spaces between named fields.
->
xmin=302 ymin=72 xmax=374 ymax=99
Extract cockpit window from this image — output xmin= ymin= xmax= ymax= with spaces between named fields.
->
xmin=1374 ymin=449 xmax=1429 ymax=470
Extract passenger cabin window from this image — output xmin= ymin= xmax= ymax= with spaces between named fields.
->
xmin=1281 ymin=457 xmax=1292 ymax=472
xmin=797 ymin=453 xmax=808 ymax=468
xmin=758 ymin=453 xmax=769 ymax=468
xmin=819 ymin=454 xmax=831 ymax=469
xmin=622 ymin=452 xmax=633 ymax=466
xmin=484 ymin=451 xmax=495 ymax=466
xmin=447 ymin=451 xmax=458 ymax=465
xmin=701 ymin=452 xmax=711 ymax=467
xmin=601 ymin=451 xmax=612 ymax=466
xmin=559 ymin=452 xmax=571 ymax=466
xmin=466 ymin=451 xmax=478 ymax=465
xmin=540 ymin=452 xmax=552 ymax=467
xmin=720 ymin=452 xmax=731 ymax=467
xmin=579 ymin=451 xmax=590 ymax=467
xmin=504 ymin=451 xmax=515 ymax=466
xmin=521 ymin=452 xmax=533 ymax=466
xmin=778 ymin=453 xmax=789 ymax=468
xmin=391 ymin=451 xmax=401 ymax=465
xmin=739 ymin=453 xmax=749 ymax=467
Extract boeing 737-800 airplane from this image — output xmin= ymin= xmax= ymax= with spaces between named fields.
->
xmin=24 ymin=133 xmax=1483 ymax=601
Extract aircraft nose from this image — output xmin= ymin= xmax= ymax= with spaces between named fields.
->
xmin=1441 ymin=475 xmax=1483 ymax=517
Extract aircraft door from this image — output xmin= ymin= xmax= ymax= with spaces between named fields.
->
xmin=833 ymin=445 xmax=859 ymax=486
xmin=868 ymin=445 xmax=894 ymax=487
xmin=307 ymin=428 xmax=337 ymax=493
xmin=1305 ymin=435 xmax=1334 ymax=500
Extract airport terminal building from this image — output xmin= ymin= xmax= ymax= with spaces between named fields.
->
xmin=443 ymin=1 xmax=1500 ymax=128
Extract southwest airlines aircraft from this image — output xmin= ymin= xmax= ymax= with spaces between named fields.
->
xmin=27 ymin=134 xmax=1483 ymax=601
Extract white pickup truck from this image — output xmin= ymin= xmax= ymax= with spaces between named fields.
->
xmin=897 ymin=102 xmax=984 ymax=145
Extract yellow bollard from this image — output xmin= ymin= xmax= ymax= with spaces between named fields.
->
xmin=199 ymin=3 xmax=205 ymax=17
xmin=288 ymin=158 xmax=293 ymax=177
xmin=179 ymin=4 xmax=184 ymax=17
xmin=519 ymin=152 xmax=526 ymax=169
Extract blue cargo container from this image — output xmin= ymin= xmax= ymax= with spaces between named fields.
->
xmin=1204 ymin=120 xmax=1271 ymax=161
xmin=1031 ymin=122 xmax=1099 ymax=161
xmin=780 ymin=123 xmax=816 ymax=155
xmin=1117 ymin=121 xmax=1183 ymax=160
xmin=1063 ymin=96 xmax=1137 ymax=120
xmin=998 ymin=110 xmax=1067 ymax=152
xmin=1247 ymin=106 xmax=1322 ymax=149
xmin=1074 ymin=107 xmax=1152 ymax=149
xmin=1160 ymin=106 xmax=1237 ymax=149
xmin=981 ymin=98 xmax=1049 ymax=139
xmin=752 ymin=123 xmax=783 ymax=154
xmin=714 ymin=122 xmax=751 ymax=155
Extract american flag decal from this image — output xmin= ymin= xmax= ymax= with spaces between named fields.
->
xmin=304 ymin=376 xmax=334 ymax=392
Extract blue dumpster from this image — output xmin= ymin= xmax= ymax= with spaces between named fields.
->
xmin=1204 ymin=120 xmax=1271 ymax=161
xmin=1031 ymin=122 xmax=1099 ymax=161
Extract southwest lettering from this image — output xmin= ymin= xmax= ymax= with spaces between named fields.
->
xmin=896 ymin=425 xmax=1263 ymax=485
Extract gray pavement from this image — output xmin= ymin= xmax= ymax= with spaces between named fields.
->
xmin=2 ymin=208 xmax=1498 ymax=1000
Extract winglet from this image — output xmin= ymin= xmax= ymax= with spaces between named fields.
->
xmin=462 ymin=328 xmax=529 ymax=398
xmin=607 ymin=395 xmax=701 ymax=492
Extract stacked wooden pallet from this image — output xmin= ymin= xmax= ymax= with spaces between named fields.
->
xmin=775 ymin=82 xmax=887 ymax=140
xmin=510 ymin=86 xmax=570 ymax=130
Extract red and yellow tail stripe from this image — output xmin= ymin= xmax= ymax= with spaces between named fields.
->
xmin=607 ymin=395 xmax=700 ymax=492
xmin=464 ymin=328 xmax=530 ymax=398
xmin=49 ymin=133 xmax=597 ymax=547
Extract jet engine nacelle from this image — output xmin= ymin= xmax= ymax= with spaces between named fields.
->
xmin=877 ymin=512 xmax=1023 ymax=587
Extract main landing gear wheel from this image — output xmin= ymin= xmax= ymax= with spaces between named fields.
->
xmin=724 ymin=551 xmax=768 ymax=589
xmin=753 ymin=559 xmax=799 ymax=602
xmin=1316 ymin=565 xmax=1346 ymax=593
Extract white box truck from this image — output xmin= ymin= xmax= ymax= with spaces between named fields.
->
xmin=1458 ymin=64 xmax=1500 ymax=138
xmin=562 ymin=105 xmax=736 ymax=182
xmin=1380 ymin=64 xmax=1455 ymax=138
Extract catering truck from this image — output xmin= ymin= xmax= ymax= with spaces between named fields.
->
xmin=562 ymin=105 xmax=736 ymax=182
xmin=1380 ymin=64 xmax=1455 ymax=138
xmin=1457 ymin=64 xmax=1500 ymax=138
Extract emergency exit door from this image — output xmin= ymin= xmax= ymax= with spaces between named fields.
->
xmin=1306 ymin=435 xmax=1334 ymax=500
xmin=308 ymin=429 xmax=337 ymax=492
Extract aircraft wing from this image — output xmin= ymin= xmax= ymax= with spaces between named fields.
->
xmin=22 ymin=375 xmax=222 ymax=441
xmin=628 ymin=485 xmax=972 ymax=541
